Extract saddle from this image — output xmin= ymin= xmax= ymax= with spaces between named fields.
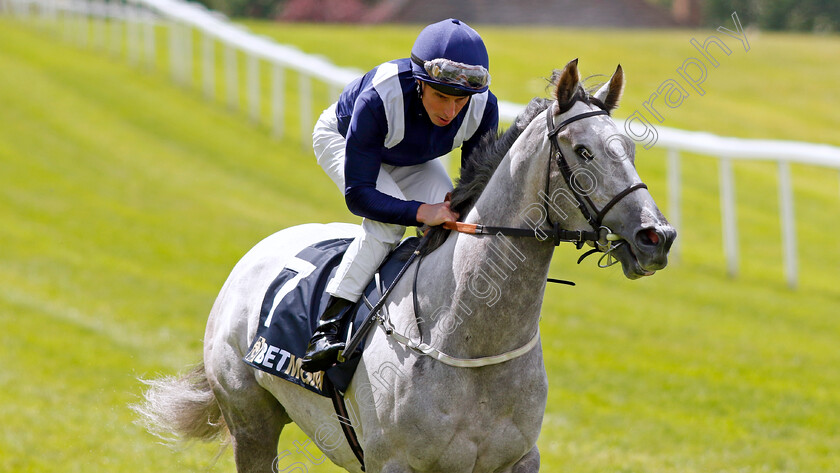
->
xmin=242 ymin=236 xmax=420 ymax=397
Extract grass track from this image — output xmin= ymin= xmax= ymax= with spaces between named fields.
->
xmin=1 ymin=17 xmax=840 ymax=473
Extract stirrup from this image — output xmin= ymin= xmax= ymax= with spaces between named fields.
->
xmin=337 ymin=322 xmax=354 ymax=363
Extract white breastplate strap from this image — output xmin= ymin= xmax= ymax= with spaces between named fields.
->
xmin=380 ymin=322 xmax=540 ymax=368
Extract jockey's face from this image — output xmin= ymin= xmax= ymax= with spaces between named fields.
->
xmin=419 ymin=81 xmax=470 ymax=127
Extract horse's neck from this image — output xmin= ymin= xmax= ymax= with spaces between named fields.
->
xmin=417 ymin=120 xmax=554 ymax=356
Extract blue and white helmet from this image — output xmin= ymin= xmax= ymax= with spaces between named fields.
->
xmin=410 ymin=19 xmax=491 ymax=96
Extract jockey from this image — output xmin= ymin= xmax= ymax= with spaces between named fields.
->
xmin=301 ymin=18 xmax=499 ymax=372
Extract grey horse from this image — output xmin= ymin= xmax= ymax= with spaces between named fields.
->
xmin=135 ymin=59 xmax=676 ymax=473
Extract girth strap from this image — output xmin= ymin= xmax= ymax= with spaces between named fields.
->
xmin=324 ymin=376 xmax=366 ymax=471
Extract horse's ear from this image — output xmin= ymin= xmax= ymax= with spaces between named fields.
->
xmin=553 ymin=58 xmax=580 ymax=110
xmin=593 ymin=64 xmax=624 ymax=112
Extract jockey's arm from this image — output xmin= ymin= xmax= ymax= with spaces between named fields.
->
xmin=343 ymin=105 xmax=429 ymax=227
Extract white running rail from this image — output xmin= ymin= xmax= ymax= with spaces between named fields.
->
xmin=4 ymin=0 xmax=840 ymax=288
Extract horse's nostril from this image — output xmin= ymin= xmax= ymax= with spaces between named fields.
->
xmin=636 ymin=227 xmax=663 ymax=247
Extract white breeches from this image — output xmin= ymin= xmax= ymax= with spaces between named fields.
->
xmin=313 ymin=103 xmax=453 ymax=302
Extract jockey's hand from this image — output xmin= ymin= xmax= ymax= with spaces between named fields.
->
xmin=416 ymin=202 xmax=459 ymax=226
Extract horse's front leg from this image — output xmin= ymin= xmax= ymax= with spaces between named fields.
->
xmin=507 ymin=446 xmax=540 ymax=473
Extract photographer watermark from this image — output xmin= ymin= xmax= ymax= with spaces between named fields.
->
xmin=272 ymin=438 xmax=325 ymax=472
xmin=624 ymin=11 xmax=750 ymax=149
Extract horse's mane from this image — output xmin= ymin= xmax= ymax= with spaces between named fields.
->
xmin=421 ymin=97 xmax=553 ymax=254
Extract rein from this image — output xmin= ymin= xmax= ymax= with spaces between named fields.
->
xmin=441 ymin=221 xmax=597 ymax=247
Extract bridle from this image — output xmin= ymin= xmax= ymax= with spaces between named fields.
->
xmin=444 ymin=100 xmax=649 ymax=266
xmin=544 ymin=104 xmax=648 ymax=265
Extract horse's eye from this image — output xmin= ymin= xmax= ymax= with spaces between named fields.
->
xmin=575 ymin=145 xmax=594 ymax=161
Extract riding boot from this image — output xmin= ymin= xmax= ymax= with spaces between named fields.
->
xmin=300 ymin=296 xmax=354 ymax=372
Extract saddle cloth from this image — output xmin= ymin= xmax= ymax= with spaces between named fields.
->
xmin=243 ymin=236 xmax=420 ymax=397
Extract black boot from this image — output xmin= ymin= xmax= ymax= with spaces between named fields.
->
xmin=300 ymin=296 xmax=354 ymax=372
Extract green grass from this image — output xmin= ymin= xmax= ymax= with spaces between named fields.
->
xmin=1 ymin=16 xmax=840 ymax=473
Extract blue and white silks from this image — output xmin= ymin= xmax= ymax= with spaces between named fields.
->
xmin=335 ymin=58 xmax=498 ymax=227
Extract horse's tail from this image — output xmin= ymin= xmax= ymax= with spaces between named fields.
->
xmin=132 ymin=362 xmax=229 ymax=445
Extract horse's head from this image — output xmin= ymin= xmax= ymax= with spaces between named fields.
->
xmin=545 ymin=59 xmax=676 ymax=279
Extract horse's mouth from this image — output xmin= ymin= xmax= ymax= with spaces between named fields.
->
xmin=611 ymin=242 xmax=660 ymax=280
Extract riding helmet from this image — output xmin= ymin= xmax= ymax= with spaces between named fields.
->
xmin=410 ymin=18 xmax=490 ymax=96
